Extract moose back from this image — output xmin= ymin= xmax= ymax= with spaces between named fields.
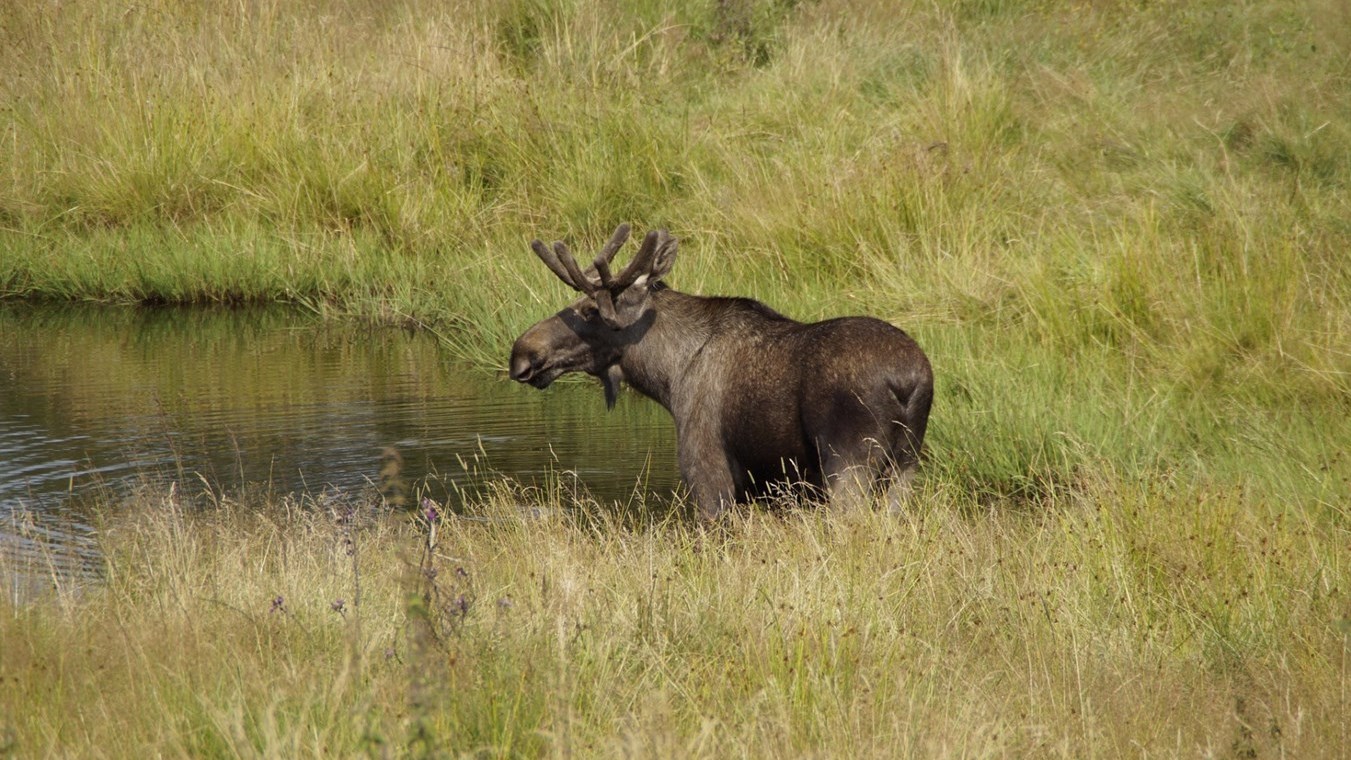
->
xmin=509 ymin=224 xmax=933 ymax=519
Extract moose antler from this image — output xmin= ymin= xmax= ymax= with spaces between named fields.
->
xmin=532 ymin=223 xmax=667 ymax=297
xmin=591 ymin=224 xmax=631 ymax=288
xmin=530 ymin=238 xmax=577 ymax=289
xmin=606 ymin=230 xmax=664 ymax=291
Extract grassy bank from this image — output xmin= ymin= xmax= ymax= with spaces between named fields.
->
xmin=2 ymin=477 xmax=1347 ymax=758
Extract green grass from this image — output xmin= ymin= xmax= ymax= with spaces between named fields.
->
xmin=2 ymin=0 xmax=1350 ymax=755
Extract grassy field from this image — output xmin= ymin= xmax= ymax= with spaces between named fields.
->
xmin=3 ymin=477 xmax=1347 ymax=758
xmin=2 ymin=0 xmax=1350 ymax=756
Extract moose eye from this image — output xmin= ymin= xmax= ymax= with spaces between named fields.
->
xmin=578 ymin=304 xmax=599 ymax=320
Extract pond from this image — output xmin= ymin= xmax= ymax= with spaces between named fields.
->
xmin=0 ymin=303 xmax=679 ymax=593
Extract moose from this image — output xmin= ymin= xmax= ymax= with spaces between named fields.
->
xmin=509 ymin=224 xmax=933 ymax=519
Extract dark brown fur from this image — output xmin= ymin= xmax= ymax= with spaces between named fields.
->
xmin=509 ymin=225 xmax=933 ymax=519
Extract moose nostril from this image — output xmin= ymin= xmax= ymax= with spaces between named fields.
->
xmin=509 ymin=354 xmax=535 ymax=382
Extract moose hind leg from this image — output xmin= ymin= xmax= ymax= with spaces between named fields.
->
xmin=811 ymin=389 xmax=899 ymax=511
xmin=880 ymin=462 xmax=918 ymax=514
xmin=819 ymin=438 xmax=888 ymax=512
xmin=884 ymin=412 xmax=928 ymax=513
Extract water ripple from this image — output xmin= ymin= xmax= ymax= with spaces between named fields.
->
xmin=0 ymin=304 xmax=679 ymax=592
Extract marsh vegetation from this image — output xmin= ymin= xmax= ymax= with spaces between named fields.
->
xmin=1 ymin=0 xmax=1349 ymax=756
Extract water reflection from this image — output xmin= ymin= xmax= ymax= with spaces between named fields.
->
xmin=0 ymin=304 xmax=679 ymax=586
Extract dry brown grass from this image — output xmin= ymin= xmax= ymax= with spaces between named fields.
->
xmin=3 ymin=472 xmax=1346 ymax=757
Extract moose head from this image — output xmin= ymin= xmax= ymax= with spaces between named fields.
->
xmin=509 ymin=224 xmax=677 ymax=408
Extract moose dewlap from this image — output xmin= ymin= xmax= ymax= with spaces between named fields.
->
xmin=509 ymin=224 xmax=933 ymax=520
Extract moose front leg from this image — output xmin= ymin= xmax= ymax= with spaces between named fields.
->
xmin=676 ymin=435 xmax=737 ymax=521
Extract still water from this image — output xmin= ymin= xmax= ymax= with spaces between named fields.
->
xmin=0 ymin=304 xmax=678 ymax=586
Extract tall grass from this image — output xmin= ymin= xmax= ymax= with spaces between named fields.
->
xmin=1 ymin=476 xmax=1347 ymax=757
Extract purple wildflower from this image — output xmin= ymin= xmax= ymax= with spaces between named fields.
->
xmin=421 ymin=497 xmax=439 ymax=523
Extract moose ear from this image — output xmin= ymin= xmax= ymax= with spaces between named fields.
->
xmin=650 ymin=232 xmax=678 ymax=280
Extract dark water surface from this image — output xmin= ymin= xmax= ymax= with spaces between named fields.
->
xmin=0 ymin=304 xmax=678 ymax=590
